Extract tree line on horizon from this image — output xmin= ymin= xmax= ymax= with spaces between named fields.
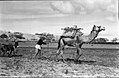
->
xmin=0 ymin=31 xmax=119 ymax=43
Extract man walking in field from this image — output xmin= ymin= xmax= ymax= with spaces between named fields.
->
xmin=34 ymin=37 xmax=46 ymax=58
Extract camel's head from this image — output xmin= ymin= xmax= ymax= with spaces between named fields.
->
xmin=93 ymin=25 xmax=105 ymax=32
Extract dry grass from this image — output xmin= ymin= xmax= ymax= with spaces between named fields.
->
xmin=0 ymin=57 xmax=119 ymax=77
xmin=0 ymin=47 xmax=119 ymax=77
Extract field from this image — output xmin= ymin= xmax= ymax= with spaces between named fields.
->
xmin=17 ymin=47 xmax=119 ymax=68
xmin=0 ymin=42 xmax=119 ymax=77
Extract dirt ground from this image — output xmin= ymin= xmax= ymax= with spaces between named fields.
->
xmin=0 ymin=48 xmax=119 ymax=77
xmin=0 ymin=57 xmax=119 ymax=77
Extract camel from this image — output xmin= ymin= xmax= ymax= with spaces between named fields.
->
xmin=55 ymin=25 xmax=105 ymax=62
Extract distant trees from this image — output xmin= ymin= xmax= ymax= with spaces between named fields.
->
xmin=35 ymin=32 xmax=55 ymax=42
xmin=0 ymin=31 xmax=25 ymax=42
xmin=13 ymin=32 xmax=25 ymax=39
xmin=92 ymin=37 xmax=119 ymax=43
xmin=46 ymin=33 xmax=55 ymax=42
xmin=0 ymin=34 xmax=8 ymax=38
xmin=7 ymin=31 xmax=25 ymax=41
xmin=92 ymin=38 xmax=109 ymax=43
xmin=111 ymin=38 xmax=119 ymax=42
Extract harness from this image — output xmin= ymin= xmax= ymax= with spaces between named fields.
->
xmin=61 ymin=27 xmax=83 ymax=39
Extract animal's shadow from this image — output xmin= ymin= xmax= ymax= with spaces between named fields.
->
xmin=0 ymin=54 xmax=23 ymax=57
xmin=59 ymin=58 xmax=97 ymax=65
xmin=39 ymin=56 xmax=96 ymax=65
xmin=10 ymin=55 xmax=23 ymax=57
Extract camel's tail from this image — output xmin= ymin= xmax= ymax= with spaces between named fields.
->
xmin=57 ymin=36 xmax=64 ymax=49
xmin=57 ymin=37 xmax=61 ymax=49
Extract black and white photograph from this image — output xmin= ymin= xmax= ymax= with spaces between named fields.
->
xmin=0 ymin=0 xmax=119 ymax=77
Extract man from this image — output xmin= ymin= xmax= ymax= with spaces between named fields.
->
xmin=34 ymin=37 xmax=46 ymax=58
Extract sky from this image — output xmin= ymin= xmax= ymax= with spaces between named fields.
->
xmin=0 ymin=0 xmax=118 ymax=40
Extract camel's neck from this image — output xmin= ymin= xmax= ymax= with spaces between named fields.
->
xmin=88 ymin=30 xmax=99 ymax=41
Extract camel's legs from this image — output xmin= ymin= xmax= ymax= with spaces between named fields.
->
xmin=55 ymin=48 xmax=65 ymax=62
xmin=60 ymin=50 xmax=65 ymax=63
xmin=76 ymin=47 xmax=82 ymax=60
xmin=75 ymin=44 xmax=83 ymax=61
xmin=54 ymin=49 xmax=61 ymax=61
xmin=13 ymin=47 xmax=17 ymax=55
xmin=8 ymin=50 xmax=12 ymax=57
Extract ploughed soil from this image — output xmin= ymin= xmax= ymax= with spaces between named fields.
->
xmin=0 ymin=56 xmax=119 ymax=77
xmin=0 ymin=47 xmax=119 ymax=77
